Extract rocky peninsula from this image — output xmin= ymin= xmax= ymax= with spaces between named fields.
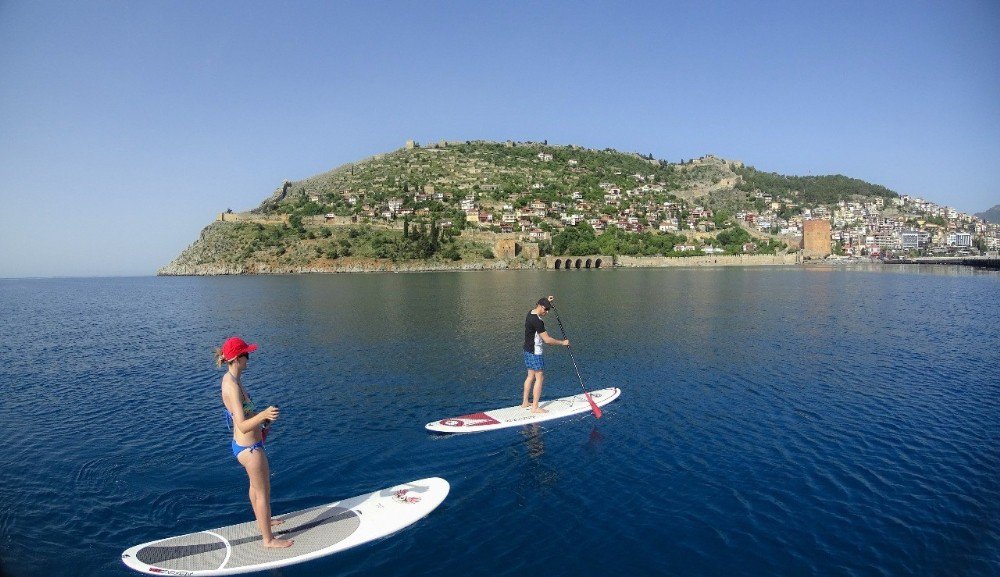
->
xmin=159 ymin=140 xmax=996 ymax=275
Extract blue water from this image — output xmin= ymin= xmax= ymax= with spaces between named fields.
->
xmin=1 ymin=267 xmax=997 ymax=577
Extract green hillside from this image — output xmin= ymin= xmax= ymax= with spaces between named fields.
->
xmin=256 ymin=141 xmax=897 ymax=228
xmin=256 ymin=141 xmax=690 ymax=216
xmin=734 ymin=168 xmax=898 ymax=205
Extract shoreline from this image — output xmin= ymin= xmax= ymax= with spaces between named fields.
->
xmin=156 ymin=253 xmax=1000 ymax=276
xmin=158 ymin=253 xmax=803 ymax=275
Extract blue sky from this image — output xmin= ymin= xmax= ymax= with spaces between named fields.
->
xmin=1 ymin=1 xmax=997 ymax=277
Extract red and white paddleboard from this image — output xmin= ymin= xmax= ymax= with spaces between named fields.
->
xmin=425 ymin=387 xmax=621 ymax=434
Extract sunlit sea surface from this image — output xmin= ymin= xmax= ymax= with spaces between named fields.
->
xmin=1 ymin=266 xmax=997 ymax=577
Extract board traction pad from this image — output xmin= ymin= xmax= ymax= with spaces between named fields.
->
xmin=134 ymin=504 xmax=361 ymax=571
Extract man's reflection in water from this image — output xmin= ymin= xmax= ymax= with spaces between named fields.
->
xmin=513 ymin=423 xmax=556 ymax=503
xmin=521 ymin=423 xmax=545 ymax=459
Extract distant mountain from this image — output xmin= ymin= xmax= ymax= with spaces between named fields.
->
xmin=975 ymin=204 xmax=1000 ymax=224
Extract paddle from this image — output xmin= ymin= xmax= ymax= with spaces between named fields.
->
xmin=550 ymin=303 xmax=602 ymax=419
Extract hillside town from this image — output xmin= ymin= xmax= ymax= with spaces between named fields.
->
xmin=736 ymin=193 xmax=999 ymax=257
xmin=321 ymin=148 xmax=999 ymax=259
xmin=168 ymin=144 xmax=1000 ymax=275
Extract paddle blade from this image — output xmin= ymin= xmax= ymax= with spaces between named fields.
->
xmin=585 ymin=393 xmax=602 ymax=419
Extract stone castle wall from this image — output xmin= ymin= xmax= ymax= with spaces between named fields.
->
xmin=218 ymin=212 xmax=288 ymax=225
xmin=617 ymin=253 xmax=799 ymax=267
xmin=802 ymin=219 xmax=832 ymax=257
xmin=495 ymin=238 xmax=517 ymax=259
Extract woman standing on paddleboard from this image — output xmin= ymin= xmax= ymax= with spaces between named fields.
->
xmin=217 ymin=336 xmax=293 ymax=549
xmin=522 ymin=296 xmax=570 ymax=413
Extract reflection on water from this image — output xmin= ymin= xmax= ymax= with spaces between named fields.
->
xmin=521 ymin=423 xmax=545 ymax=459
xmin=586 ymin=426 xmax=604 ymax=451
xmin=514 ymin=423 xmax=560 ymax=496
xmin=807 ymin=262 xmax=998 ymax=277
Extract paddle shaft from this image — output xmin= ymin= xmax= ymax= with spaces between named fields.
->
xmin=551 ymin=305 xmax=602 ymax=419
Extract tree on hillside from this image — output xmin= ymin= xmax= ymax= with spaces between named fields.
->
xmin=551 ymin=222 xmax=598 ymax=255
xmin=715 ymin=226 xmax=752 ymax=254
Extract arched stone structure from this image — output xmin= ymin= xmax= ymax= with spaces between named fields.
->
xmin=543 ymin=255 xmax=613 ymax=270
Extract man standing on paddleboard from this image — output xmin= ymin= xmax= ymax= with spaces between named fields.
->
xmin=522 ymin=295 xmax=570 ymax=413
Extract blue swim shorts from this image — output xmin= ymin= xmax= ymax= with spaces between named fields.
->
xmin=523 ymin=351 xmax=544 ymax=371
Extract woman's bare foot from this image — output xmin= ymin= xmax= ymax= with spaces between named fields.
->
xmin=270 ymin=519 xmax=284 ymax=527
xmin=263 ymin=538 xmax=293 ymax=548
xmin=531 ymin=407 xmax=548 ymax=414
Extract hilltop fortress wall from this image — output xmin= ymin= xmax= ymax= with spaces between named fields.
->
xmin=217 ymin=212 xmax=288 ymax=225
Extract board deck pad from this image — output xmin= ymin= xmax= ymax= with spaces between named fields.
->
xmin=425 ymin=387 xmax=621 ymax=433
xmin=122 ymin=477 xmax=448 ymax=576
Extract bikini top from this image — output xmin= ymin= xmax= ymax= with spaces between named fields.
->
xmin=224 ymin=383 xmax=257 ymax=431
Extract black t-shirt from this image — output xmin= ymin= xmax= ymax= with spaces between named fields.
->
xmin=524 ymin=312 xmax=546 ymax=353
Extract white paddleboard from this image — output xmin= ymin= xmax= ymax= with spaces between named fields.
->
xmin=425 ymin=387 xmax=621 ymax=434
xmin=121 ymin=477 xmax=449 ymax=576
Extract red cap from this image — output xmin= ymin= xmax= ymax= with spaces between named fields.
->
xmin=222 ymin=337 xmax=258 ymax=362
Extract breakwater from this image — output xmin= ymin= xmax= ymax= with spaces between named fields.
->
xmin=884 ymin=256 xmax=1000 ymax=270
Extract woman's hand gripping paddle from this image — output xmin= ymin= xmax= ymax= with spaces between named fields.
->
xmin=551 ymin=303 xmax=602 ymax=419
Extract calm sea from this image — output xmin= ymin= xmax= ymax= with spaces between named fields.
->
xmin=0 ymin=267 xmax=997 ymax=577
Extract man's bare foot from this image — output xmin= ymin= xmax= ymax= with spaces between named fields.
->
xmin=531 ymin=407 xmax=548 ymax=414
xmin=270 ymin=519 xmax=284 ymax=527
xmin=263 ymin=538 xmax=293 ymax=548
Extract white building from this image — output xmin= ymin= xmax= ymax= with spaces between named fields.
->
xmin=659 ymin=219 xmax=679 ymax=232
xmin=901 ymin=230 xmax=930 ymax=249
xmin=947 ymin=232 xmax=973 ymax=247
